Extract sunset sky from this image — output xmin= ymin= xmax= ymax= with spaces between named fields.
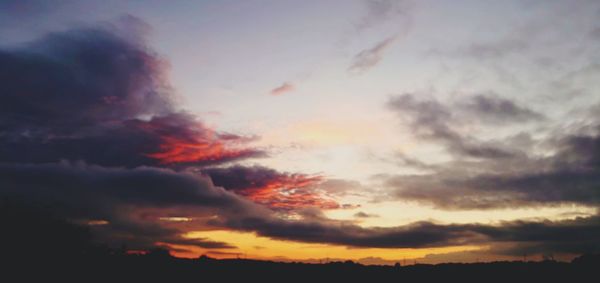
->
xmin=1 ymin=0 xmax=599 ymax=264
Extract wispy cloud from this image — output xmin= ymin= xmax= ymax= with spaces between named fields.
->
xmin=356 ymin=0 xmax=413 ymax=31
xmin=348 ymin=36 xmax=397 ymax=73
xmin=270 ymin=82 xmax=295 ymax=96
xmin=202 ymin=165 xmax=340 ymax=210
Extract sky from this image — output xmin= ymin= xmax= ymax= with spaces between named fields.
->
xmin=1 ymin=0 xmax=600 ymax=264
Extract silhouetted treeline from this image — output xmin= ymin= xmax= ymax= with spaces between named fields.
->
xmin=2 ymin=199 xmax=598 ymax=281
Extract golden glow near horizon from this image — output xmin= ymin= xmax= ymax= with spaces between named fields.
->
xmin=157 ymin=203 xmax=597 ymax=263
xmin=324 ymin=201 xmax=599 ymax=227
xmin=165 ymin=230 xmax=483 ymax=264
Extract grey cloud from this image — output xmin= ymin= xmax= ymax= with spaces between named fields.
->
xmin=387 ymin=93 xmax=522 ymax=159
xmin=318 ymin=179 xmax=369 ymax=197
xmin=383 ymin=124 xmax=600 ymax=210
xmin=349 ymin=37 xmax=396 ymax=73
xmin=462 ymin=38 xmax=529 ymax=60
xmin=0 ymin=24 xmax=264 ymax=168
xmin=356 ymin=0 xmax=413 ymax=31
xmin=3 ymin=161 xmax=598 ymax=257
xmin=384 ymin=91 xmax=600 ymax=210
xmin=458 ymin=94 xmax=545 ymax=125
xmin=0 ymin=162 xmax=267 ymax=250
xmin=590 ymin=27 xmax=600 ymax=40
xmin=354 ymin=212 xmax=378 ymax=218
xmin=223 ymin=217 xmax=479 ymax=248
xmin=220 ymin=212 xmax=600 ymax=257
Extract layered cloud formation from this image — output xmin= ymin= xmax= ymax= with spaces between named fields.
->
xmin=202 ymin=165 xmax=339 ymax=210
xmin=0 ymin=27 xmax=263 ymax=168
xmin=384 ymin=93 xmax=600 ymax=210
xmin=1 ymin=20 xmax=599 ymax=261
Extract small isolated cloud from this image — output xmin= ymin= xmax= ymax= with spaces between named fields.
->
xmin=354 ymin=212 xmax=378 ymax=218
xmin=270 ymin=82 xmax=295 ymax=96
xmin=349 ymin=36 xmax=397 ymax=73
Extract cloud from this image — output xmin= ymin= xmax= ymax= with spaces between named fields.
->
xmin=317 ymin=179 xmax=370 ymax=197
xmin=385 ymin=168 xmax=600 ymax=210
xmin=138 ymin=113 xmax=264 ymax=166
xmin=0 ymin=161 xmax=268 ymax=250
xmin=356 ymin=0 xmax=413 ymax=32
xmin=457 ymin=94 xmax=545 ymax=125
xmin=270 ymin=82 xmax=295 ymax=96
xmin=221 ymin=211 xmax=600 ymax=254
xmin=0 ymin=25 xmax=263 ymax=168
xmin=202 ymin=165 xmax=339 ymax=210
xmin=382 ymin=91 xmax=600 ymax=211
xmin=223 ymin=217 xmax=478 ymax=248
xmin=349 ymin=36 xmax=397 ymax=73
xmin=354 ymin=212 xmax=378 ymax=218
xmin=387 ymin=93 xmax=521 ymax=159
xmin=2 ymin=160 xmax=599 ymax=256
xmin=0 ymin=22 xmax=270 ymax=253
xmin=3 ymin=19 xmax=598 ymax=260
xmin=474 ymin=216 xmax=600 ymax=256
xmin=382 ymin=106 xmax=600 ymax=209
xmin=460 ymin=38 xmax=529 ymax=60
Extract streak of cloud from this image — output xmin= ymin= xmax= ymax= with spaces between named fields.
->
xmin=348 ymin=36 xmax=397 ymax=74
xmin=270 ymin=82 xmax=295 ymax=96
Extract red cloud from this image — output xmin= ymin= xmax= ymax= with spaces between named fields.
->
xmin=203 ymin=166 xmax=340 ymax=210
xmin=239 ymin=174 xmax=339 ymax=210
xmin=135 ymin=113 xmax=263 ymax=165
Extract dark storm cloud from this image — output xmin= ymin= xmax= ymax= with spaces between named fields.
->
xmin=0 ymin=162 xmax=264 ymax=250
xmin=387 ymin=93 xmax=521 ymax=159
xmin=0 ymin=27 xmax=173 ymax=128
xmin=1 ymin=162 xmax=461 ymax=249
xmin=2 ymin=161 xmax=598 ymax=255
xmin=223 ymin=216 xmax=478 ymax=248
xmin=201 ymin=165 xmax=287 ymax=193
xmin=0 ymin=26 xmax=263 ymax=168
xmin=476 ymin=216 xmax=600 ymax=256
xmin=473 ymin=216 xmax=600 ymax=244
xmin=220 ymin=212 xmax=600 ymax=253
xmin=0 ymin=162 xmax=269 ymax=215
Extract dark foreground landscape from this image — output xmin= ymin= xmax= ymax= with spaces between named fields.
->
xmin=11 ymin=252 xmax=600 ymax=281
xmin=3 ymin=200 xmax=599 ymax=281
